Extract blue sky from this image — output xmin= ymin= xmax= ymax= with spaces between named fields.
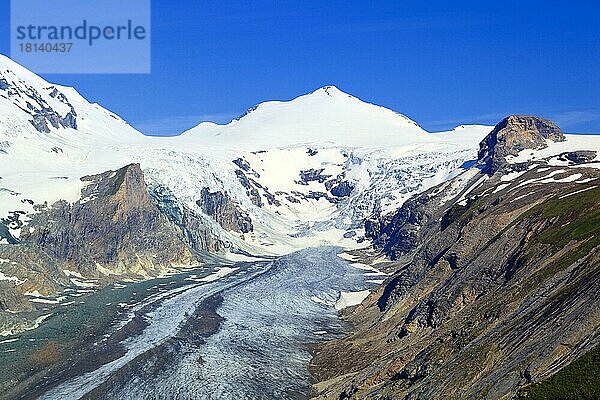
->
xmin=1 ymin=0 xmax=599 ymax=135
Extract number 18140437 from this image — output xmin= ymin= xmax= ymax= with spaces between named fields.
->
xmin=18 ymin=43 xmax=73 ymax=52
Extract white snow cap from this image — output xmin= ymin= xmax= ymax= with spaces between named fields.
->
xmin=181 ymin=85 xmax=433 ymax=150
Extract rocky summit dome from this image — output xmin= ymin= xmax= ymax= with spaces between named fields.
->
xmin=478 ymin=115 xmax=565 ymax=172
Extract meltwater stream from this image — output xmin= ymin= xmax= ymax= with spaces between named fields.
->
xmin=40 ymin=247 xmax=375 ymax=400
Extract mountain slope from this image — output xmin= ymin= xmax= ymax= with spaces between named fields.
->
xmin=0 ymin=54 xmax=493 ymax=337
xmin=310 ymin=116 xmax=600 ymax=399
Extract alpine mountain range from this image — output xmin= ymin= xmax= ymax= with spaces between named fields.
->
xmin=0 ymin=54 xmax=598 ymax=400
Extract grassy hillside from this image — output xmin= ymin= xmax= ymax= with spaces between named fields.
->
xmin=518 ymin=345 xmax=600 ymax=400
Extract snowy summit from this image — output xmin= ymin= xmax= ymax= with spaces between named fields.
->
xmin=181 ymin=85 xmax=432 ymax=150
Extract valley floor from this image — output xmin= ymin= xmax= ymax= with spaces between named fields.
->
xmin=0 ymin=247 xmax=375 ymax=400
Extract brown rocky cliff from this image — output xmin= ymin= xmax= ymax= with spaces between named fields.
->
xmin=21 ymin=163 xmax=198 ymax=277
xmin=196 ymin=188 xmax=253 ymax=234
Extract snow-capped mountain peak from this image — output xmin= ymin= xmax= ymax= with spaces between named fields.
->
xmin=308 ymin=85 xmax=354 ymax=99
xmin=0 ymin=55 xmax=496 ymax=261
xmin=0 ymin=53 xmax=143 ymax=144
xmin=318 ymin=85 xmax=345 ymax=96
xmin=181 ymin=86 xmax=430 ymax=150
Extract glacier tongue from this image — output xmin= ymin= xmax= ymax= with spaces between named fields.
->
xmin=86 ymin=247 xmax=373 ymax=400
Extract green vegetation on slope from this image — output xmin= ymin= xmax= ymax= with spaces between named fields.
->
xmin=517 ymin=345 xmax=600 ymax=400
xmin=531 ymin=185 xmax=600 ymax=249
xmin=516 ymin=185 xmax=600 ymax=292
xmin=514 ymin=185 xmax=600 ymax=399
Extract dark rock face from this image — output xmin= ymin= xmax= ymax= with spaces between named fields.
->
xmin=478 ymin=115 xmax=565 ymax=173
xmin=232 ymin=158 xmax=251 ymax=172
xmin=313 ymin=164 xmax=600 ymax=399
xmin=0 ymin=74 xmax=78 ymax=133
xmin=0 ymin=222 xmax=19 ymax=245
xmin=29 ymin=107 xmax=77 ymax=132
xmin=558 ymin=150 xmax=597 ymax=164
xmin=234 ymin=169 xmax=263 ymax=207
xmin=298 ymin=169 xmax=331 ymax=185
xmin=263 ymin=189 xmax=281 ymax=206
xmin=20 ymin=164 xmax=196 ymax=277
xmin=61 ymin=110 xmax=78 ymax=129
xmin=30 ymin=113 xmax=52 ymax=133
xmin=364 ymin=194 xmax=430 ymax=259
xmin=197 ymin=188 xmax=253 ymax=234
xmin=231 ymin=155 xmax=354 ymax=207
xmin=151 ymin=185 xmax=222 ymax=253
xmin=0 ymin=140 xmax=10 ymax=155
xmin=330 ymin=181 xmax=354 ymax=197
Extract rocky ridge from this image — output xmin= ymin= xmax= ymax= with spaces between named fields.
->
xmin=19 ymin=163 xmax=198 ymax=277
xmin=478 ymin=115 xmax=565 ymax=173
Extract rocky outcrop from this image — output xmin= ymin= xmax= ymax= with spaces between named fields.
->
xmin=365 ymin=193 xmax=431 ymax=259
xmin=298 ymin=169 xmax=331 ymax=185
xmin=0 ymin=140 xmax=10 ymax=154
xmin=30 ymin=107 xmax=77 ymax=133
xmin=478 ymin=115 xmax=565 ymax=173
xmin=0 ymin=244 xmax=69 ymax=298
xmin=235 ymin=169 xmax=264 ymax=207
xmin=0 ymin=222 xmax=18 ymax=245
xmin=0 ymin=72 xmax=78 ymax=133
xmin=0 ymin=312 xmax=31 ymax=336
xmin=0 ymin=282 xmax=31 ymax=313
xmin=558 ymin=150 xmax=597 ymax=164
xmin=330 ymin=181 xmax=354 ymax=198
xmin=20 ymin=164 xmax=197 ymax=277
xmin=232 ymin=158 xmax=252 ymax=172
xmin=0 ymin=239 xmax=72 ymax=337
xmin=151 ymin=184 xmax=222 ymax=253
xmin=197 ymin=188 xmax=253 ymax=234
